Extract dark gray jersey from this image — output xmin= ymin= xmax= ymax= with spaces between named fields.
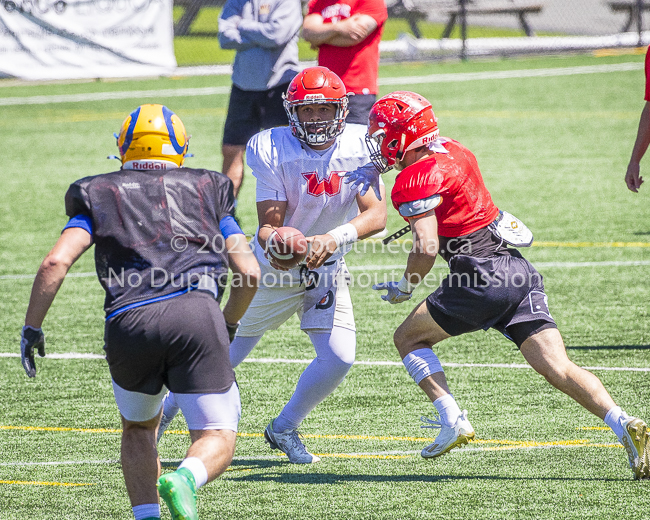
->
xmin=65 ymin=167 xmax=234 ymax=315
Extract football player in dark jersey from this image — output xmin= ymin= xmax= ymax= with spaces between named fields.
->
xmin=350 ymin=91 xmax=649 ymax=479
xmin=20 ymin=104 xmax=261 ymax=519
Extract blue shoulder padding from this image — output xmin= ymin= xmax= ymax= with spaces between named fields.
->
xmin=62 ymin=214 xmax=93 ymax=236
xmin=219 ymin=214 xmax=243 ymax=239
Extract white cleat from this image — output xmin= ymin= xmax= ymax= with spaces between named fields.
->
xmin=620 ymin=416 xmax=650 ymax=480
xmin=264 ymin=419 xmax=321 ymax=464
xmin=420 ymin=410 xmax=475 ymax=459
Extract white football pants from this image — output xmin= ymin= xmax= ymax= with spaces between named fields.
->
xmin=231 ymin=325 xmax=356 ymax=432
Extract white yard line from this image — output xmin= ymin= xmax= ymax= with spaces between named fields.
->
xmin=0 ymin=86 xmax=230 ymax=106
xmin=377 ymin=61 xmax=643 ymax=85
xmin=1 ymin=62 xmax=641 ymax=106
xmin=2 ymin=259 xmax=648 ymax=281
xmin=1 ymin=352 xmax=647 ymax=372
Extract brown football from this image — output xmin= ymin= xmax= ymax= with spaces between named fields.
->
xmin=266 ymin=226 xmax=309 ymax=269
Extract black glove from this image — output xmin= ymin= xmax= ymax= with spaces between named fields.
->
xmin=21 ymin=326 xmax=45 ymax=378
xmin=225 ymin=321 xmax=239 ymax=343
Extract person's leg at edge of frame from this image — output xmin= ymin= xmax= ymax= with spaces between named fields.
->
xmin=221 ymin=144 xmax=246 ymax=198
xmin=520 ymin=327 xmax=650 ymax=479
xmin=158 ymin=385 xmax=240 ymax=519
xmin=157 ymin=335 xmax=263 ymax=444
xmin=221 ymin=142 xmax=245 ymax=227
xmin=393 ymin=299 xmax=475 ymax=459
xmin=157 ymin=430 xmax=237 ymax=520
xmin=121 ymin=411 xmax=164 ymax=520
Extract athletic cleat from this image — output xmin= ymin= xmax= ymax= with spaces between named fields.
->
xmin=264 ymin=419 xmax=321 ymax=464
xmin=621 ymin=417 xmax=650 ymax=479
xmin=420 ymin=409 xmax=475 ymax=459
xmin=157 ymin=468 xmax=198 ymax=520
xmin=157 ymin=408 xmax=176 ymax=444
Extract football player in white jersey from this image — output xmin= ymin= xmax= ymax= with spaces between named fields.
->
xmin=159 ymin=67 xmax=387 ymax=463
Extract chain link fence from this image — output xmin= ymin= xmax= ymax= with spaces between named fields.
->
xmin=173 ymin=0 xmax=650 ymax=65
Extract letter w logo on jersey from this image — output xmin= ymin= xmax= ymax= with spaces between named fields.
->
xmin=302 ymin=171 xmax=344 ymax=197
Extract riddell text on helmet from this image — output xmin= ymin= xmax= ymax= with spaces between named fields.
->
xmin=130 ymin=161 xmax=171 ymax=170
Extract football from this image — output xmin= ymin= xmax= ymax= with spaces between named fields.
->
xmin=266 ymin=226 xmax=309 ymax=269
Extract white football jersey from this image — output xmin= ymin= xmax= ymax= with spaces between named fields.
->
xmin=247 ymin=123 xmax=377 ymax=261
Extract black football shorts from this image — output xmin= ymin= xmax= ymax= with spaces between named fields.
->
xmin=222 ymin=82 xmax=291 ymax=146
xmin=427 ymin=251 xmax=557 ymax=347
xmin=104 ymin=291 xmax=235 ymax=395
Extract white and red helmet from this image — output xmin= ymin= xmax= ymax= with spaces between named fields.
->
xmin=284 ymin=66 xmax=349 ymax=146
xmin=366 ymin=91 xmax=439 ymax=173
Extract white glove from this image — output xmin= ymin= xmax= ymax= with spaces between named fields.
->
xmin=341 ymin=163 xmax=382 ymax=200
xmin=372 ymin=282 xmax=413 ymax=304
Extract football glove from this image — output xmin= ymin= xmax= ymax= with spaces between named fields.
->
xmin=225 ymin=321 xmax=239 ymax=343
xmin=372 ymin=282 xmax=413 ymax=304
xmin=341 ymin=163 xmax=382 ymax=200
xmin=20 ymin=326 xmax=45 ymax=378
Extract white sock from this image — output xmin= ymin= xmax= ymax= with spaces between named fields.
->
xmin=179 ymin=457 xmax=208 ymax=489
xmin=132 ymin=503 xmax=160 ymax=520
xmin=273 ymin=327 xmax=355 ymax=432
xmin=162 ymin=391 xmax=180 ymax=420
xmin=604 ymin=406 xmax=630 ymax=442
xmin=433 ymin=394 xmax=462 ymax=427
xmin=402 ymin=348 xmax=443 ymax=384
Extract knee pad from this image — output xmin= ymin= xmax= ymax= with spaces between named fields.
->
xmin=403 ymin=348 xmax=444 ymax=384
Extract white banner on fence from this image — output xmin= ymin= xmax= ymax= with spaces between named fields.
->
xmin=0 ymin=0 xmax=176 ymax=81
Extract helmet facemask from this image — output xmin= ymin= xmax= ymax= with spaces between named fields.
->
xmin=365 ymin=130 xmax=392 ymax=174
xmin=366 ymin=91 xmax=441 ymax=173
xmin=284 ymin=96 xmax=349 ymax=146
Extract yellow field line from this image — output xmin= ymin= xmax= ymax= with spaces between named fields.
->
xmin=593 ymin=47 xmax=647 ymax=57
xmin=367 ymin=239 xmax=650 ymax=247
xmin=0 ymin=425 xmax=121 ymax=434
xmin=317 ymin=453 xmax=410 ymax=460
xmin=1 ymin=425 xmax=623 ymax=456
xmin=0 ymin=480 xmax=93 ymax=487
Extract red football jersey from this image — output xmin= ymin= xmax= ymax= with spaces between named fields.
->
xmin=391 ymin=139 xmax=500 ymax=237
xmin=307 ymin=0 xmax=387 ymax=95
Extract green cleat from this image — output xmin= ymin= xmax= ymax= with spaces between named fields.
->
xmin=157 ymin=468 xmax=198 ymax=520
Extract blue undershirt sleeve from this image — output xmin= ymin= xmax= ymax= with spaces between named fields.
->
xmin=62 ymin=214 xmax=93 ymax=236
xmin=219 ymin=215 xmax=244 ymax=239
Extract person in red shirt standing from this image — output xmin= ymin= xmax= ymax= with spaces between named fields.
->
xmin=625 ymin=47 xmax=649 ymax=192
xmin=352 ymin=90 xmax=650 ymax=479
xmin=302 ymin=0 xmax=387 ymax=125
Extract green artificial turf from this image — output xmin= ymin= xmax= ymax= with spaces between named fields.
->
xmin=0 ymin=53 xmax=648 ymax=519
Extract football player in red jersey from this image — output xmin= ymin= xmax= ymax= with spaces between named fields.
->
xmin=354 ymin=91 xmax=649 ymax=479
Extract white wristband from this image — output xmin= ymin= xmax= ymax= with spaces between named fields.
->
xmin=397 ymin=275 xmax=417 ymax=294
xmin=327 ymin=223 xmax=358 ymax=248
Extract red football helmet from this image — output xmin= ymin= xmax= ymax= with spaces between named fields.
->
xmin=366 ymin=91 xmax=439 ymax=173
xmin=284 ymin=66 xmax=349 ymax=146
